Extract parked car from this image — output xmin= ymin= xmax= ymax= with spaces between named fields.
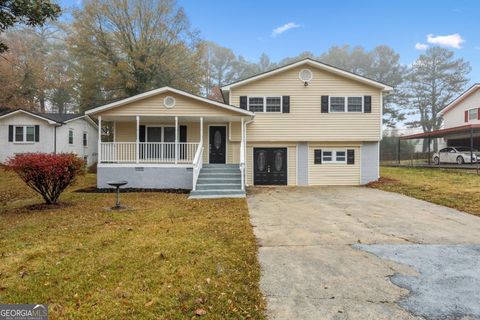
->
xmin=433 ymin=147 xmax=479 ymax=165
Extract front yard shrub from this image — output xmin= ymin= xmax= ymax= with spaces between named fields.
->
xmin=6 ymin=153 xmax=84 ymax=204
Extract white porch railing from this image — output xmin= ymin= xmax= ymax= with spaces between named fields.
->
xmin=191 ymin=145 xmax=204 ymax=191
xmin=100 ymin=142 xmax=199 ymax=164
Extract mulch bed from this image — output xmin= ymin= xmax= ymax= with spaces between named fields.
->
xmin=366 ymin=176 xmax=399 ymax=188
xmin=74 ymin=187 xmax=189 ymax=194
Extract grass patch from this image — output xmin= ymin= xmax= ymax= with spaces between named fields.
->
xmin=369 ymin=167 xmax=480 ymax=217
xmin=0 ymin=170 xmax=265 ymax=319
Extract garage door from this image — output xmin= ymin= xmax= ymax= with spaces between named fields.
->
xmin=254 ymin=148 xmax=288 ymax=185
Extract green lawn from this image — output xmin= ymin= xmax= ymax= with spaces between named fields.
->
xmin=370 ymin=166 xmax=480 ymax=217
xmin=0 ymin=169 xmax=265 ymax=319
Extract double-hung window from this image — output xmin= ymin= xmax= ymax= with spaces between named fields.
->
xmin=266 ymin=97 xmax=281 ymax=112
xmin=68 ymin=129 xmax=74 ymax=145
xmin=330 ymin=97 xmax=346 ymax=112
xmin=83 ymin=132 xmax=88 ymax=147
xmin=347 ymin=97 xmax=363 ymax=112
xmin=14 ymin=125 xmax=35 ymax=142
xmin=322 ymin=150 xmax=347 ymax=164
xmin=248 ymin=97 xmax=264 ymax=112
xmin=330 ymin=96 xmax=363 ymax=112
xmin=468 ymin=108 xmax=478 ymax=121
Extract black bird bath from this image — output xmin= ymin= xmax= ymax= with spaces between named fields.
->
xmin=107 ymin=180 xmax=128 ymax=209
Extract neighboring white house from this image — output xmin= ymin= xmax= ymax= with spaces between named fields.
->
xmin=0 ymin=109 xmax=98 ymax=165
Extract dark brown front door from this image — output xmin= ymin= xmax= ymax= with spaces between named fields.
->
xmin=254 ymin=148 xmax=288 ymax=185
xmin=209 ymin=126 xmax=226 ymax=164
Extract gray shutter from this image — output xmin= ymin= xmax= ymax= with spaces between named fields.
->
xmin=347 ymin=149 xmax=355 ymax=164
xmin=240 ymin=96 xmax=247 ymax=110
xmin=321 ymin=96 xmax=329 ymax=113
xmin=314 ymin=149 xmax=322 ymax=164
xmin=8 ymin=125 xmax=13 ymax=142
xmin=364 ymin=96 xmax=372 ymax=113
xmin=282 ymin=96 xmax=290 ymax=113
xmin=35 ymin=125 xmax=40 ymax=142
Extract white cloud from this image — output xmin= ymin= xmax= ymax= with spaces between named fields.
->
xmin=415 ymin=43 xmax=428 ymax=50
xmin=426 ymin=33 xmax=465 ymax=48
xmin=271 ymin=22 xmax=300 ymax=37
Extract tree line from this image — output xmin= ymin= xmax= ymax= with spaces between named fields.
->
xmin=0 ymin=0 xmax=472 ymax=132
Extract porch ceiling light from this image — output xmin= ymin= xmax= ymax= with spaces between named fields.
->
xmin=163 ymin=96 xmax=176 ymax=108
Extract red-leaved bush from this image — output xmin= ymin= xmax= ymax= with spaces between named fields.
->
xmin=6 ymin=153 xmax=85 ymax=204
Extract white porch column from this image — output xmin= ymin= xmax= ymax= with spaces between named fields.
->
xmin=175 ymin=116 xmax=178 ymax=164
xmin=200 ymin=117 xmax=204 ymax=145
xmin=241 ymin=117 xmax=245 ymax=190
xmin=97 ymin=116 xmax=102 ymax=163
xmin=136 ymin=116 xmax=140 ymax=164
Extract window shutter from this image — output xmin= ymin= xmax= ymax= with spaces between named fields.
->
xmin=180 ymin=125 xmax=187 ymax=142
xmin=364 ymin=96 xmax=372 ymax=113
xmin=8 ymin=125 xmax=13 ymax=142
xmin=321 ymin=96 xmax=329 ymax=113
xmin=465 ymin=110 xmax=469 ymax=122
xmin=35 ymin=125 xmax=40 ymax=142
xmin=347 ymin=149 xmax=355 ymax=165
xmin=282 ymin=96 xmax=290 ymax=113
xmin=139 ymin=125 xmax=146 ymax=142
xmin=477 ymin=108 xmax=480 ymax=120
xmin=314 ymin=149 xmax=322 ymax=164
xmin=240 ymin=96 xmax=247 ymax=110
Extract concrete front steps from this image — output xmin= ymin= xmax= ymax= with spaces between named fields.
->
xmin=189 ymin=164 xmax=245 ymax=199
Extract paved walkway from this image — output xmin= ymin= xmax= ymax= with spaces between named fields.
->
xmin=247 ymin=186 xmax=480 ymax=320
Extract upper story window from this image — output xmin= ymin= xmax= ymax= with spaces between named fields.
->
xmin=68 ymin=129 xmax=74 ymax=145
xmin=14 ymin=125 xmax=35 ymax=142
xmin=248 ymin=97 xmax=264 ymax=112
xmin=83 ymin=132 xmax=88 ymax=147
xmin=330 ymin=96 xmax=364 ymax=113
xmin=468 ymin=108 xmax=478 ymax=121
xmin=248 ymin=96 xmax=283 ymax=113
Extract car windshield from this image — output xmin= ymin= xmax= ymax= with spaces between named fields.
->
xmin=455 ymin=147 xmax=478 ymax=152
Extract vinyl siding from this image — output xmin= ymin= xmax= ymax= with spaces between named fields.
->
xmin=246 ymin=142 xmax=297 ymax=186
xmin=99 ymin=92 xmax=242 ymax=117
xmin=443 ymin=88 xmax=480 ymax=128
xmin=230 ymin=65 xmax=382 ymax=142
xmin=113 ymin=121 xmax=239 ymax=164
xmin=308 ymin=142 xmax=361 ymax=185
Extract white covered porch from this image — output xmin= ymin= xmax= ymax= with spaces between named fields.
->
xmin=96 ymin=114 xmax=249 ymax=191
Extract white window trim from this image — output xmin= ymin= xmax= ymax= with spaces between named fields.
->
xmin=247 ymin=96 xmax=283 ymax=113
xmin=329 ymin=96 xmax=364 ymax=113
xmin=468 ymin=107 xmax=478 ymax=121
xmin=13 ymin=125 xmax=36 ymax=143
xmin=145 ymin=125 xmax=177 ymax=142
xmin=321 ymin=149 xmax=347 ymax=164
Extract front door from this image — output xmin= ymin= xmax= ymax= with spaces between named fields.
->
xmin=254 ymin=148 xmax=288 ymax=185
xmin=209 ymin=126 xmax=226 ymax=164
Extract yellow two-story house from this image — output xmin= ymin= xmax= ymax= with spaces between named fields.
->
xmin=86 ymin=58 xmax=392 ymax=198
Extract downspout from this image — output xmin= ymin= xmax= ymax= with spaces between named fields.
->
xmin=54 ymin=125 xmax=57 ymax=154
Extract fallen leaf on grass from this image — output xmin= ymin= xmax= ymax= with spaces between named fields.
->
xmin=144 ymin=299 xmax=154 ymax=307
xmin=195 ymin=308 xmax=207 ymax=316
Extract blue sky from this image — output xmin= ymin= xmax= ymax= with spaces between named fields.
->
xmin=60 ymin=0 xmax=479 ymax=84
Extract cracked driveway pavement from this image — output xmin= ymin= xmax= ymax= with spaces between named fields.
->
xmin=247 ymin=186 xmax=480 ymax=320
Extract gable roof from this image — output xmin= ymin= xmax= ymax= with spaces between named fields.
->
xmin=438 ymin=83 xmax=480 ymax=116
xmin=85 ymin=86 xmax=254 ymax=116
xmin=221 ymin=58 xmax=394 ymax=91
xmin=0 ymin=109 xmax=95 ymax=126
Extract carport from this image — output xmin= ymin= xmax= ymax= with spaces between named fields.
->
xmin=398 ymin=124 xmax=480 ymax=165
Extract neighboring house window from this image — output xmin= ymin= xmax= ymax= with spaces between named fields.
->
xmin=69 ymin=129 xmax=74 ymax=144
xmin=248 ymin=97 xmax=264 ymax=112
xmin=266 ymin=97 xmax=282 ymax=112
xmin=83 ymin=132 xmax=88 ymax=147
xmin=322 ymin=150 xmax=347 ymax=164
xmin=468 ymin=108 xmax=478 ymax=121
xmin=330 ymin=97 xmax=346 ymax=112
xmin=347 ymin=97 xmax=363 ymax=112
xmin=14 ymin=125 xmax=35 ymax=142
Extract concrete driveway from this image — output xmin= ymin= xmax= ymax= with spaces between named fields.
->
xmin=247 ymin=186 xmax=480 ymax=320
